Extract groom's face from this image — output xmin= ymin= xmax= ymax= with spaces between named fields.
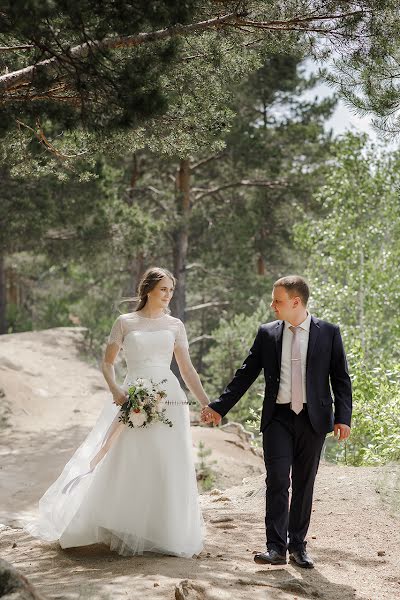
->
xmin=270 ymin=286 xmax=300 ymax=322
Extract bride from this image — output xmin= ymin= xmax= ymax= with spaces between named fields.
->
xmin=23 ymin=266 xmax=210 ymax=558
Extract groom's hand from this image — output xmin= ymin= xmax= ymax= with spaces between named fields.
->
xmin=333 ymin=423 xmax=351 ymax=441
xmin=201 ymin=406 xmax=222 ymax=426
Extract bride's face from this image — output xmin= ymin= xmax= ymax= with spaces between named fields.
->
xmin=147 ymin=276 xmax=175 ymax=308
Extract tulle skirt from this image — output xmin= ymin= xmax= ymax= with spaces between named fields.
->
xmin=23 ymin=366 xmax=206 ymax=558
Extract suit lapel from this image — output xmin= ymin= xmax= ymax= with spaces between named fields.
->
xmin=274 ymin=321 xmax=284 ymax=371
xmin=306 ymin=315 xmax=320 ymax=371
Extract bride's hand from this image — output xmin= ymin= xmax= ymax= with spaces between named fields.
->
xmin=112 ymin=386 xmax=128 ymax=406
xmin=201 ymin=406 xmax=222 ymax=426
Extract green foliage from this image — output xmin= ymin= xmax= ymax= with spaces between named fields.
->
xmin=293 ymin=132 xmax=400 ymax=467
xmin=0 ymin=1 xmax=196 ymax=133
xmin=246 ymin=404 xmax=263 ymax=447
xmin=221 ymin=329 xmax=400 ymax=467
xmin=2 ymin=1 xmax=400 ymax=171
xmin=1 ymin=32 xmax=262 ymax=174
xmin=3 ymin=48 xmax=338 ymax=358
xmin=195 ymin=440 xmax=217 ymax=492
xmin=294 ymin=132 xmax=400 ymax=363
xmin=325 ymin=343 xmax=400 ymax=466
xmin=6 ymin=302 xmax=33 ymax=333
xmin=203 ymin=300 xmax=269 ymax=423
xmin=323 ymin=1 xmax=400 ymax=134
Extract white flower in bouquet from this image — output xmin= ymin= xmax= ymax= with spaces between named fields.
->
xmin=136 ymin=378 xmax=153 ymax=393
xmin=129 ymin=408 xmax=147 ymax=428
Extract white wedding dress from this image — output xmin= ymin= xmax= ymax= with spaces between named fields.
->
xmin=23 ymin=312 xmax=206 ymax=558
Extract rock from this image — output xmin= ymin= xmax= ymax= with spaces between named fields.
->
xmin=0 ymin=358 xmax=23 ymax=371
xmin=174 ymin=579 xmax=205 ymax=600
xmin=237 ymin=577 xmax=321 ymax=596
xmin=0 ymin=558 xmax=45 ymax=599
xmin=209 ymin=489 xmax=222 ymax=496
xmin=225 ymin=440 xmax=246 ymax=451
xmin=209 ymin=516 xmax=234 ymax=524
xmin=378 ymin=550 xmax=386 ymax=556
xmin=211 ymin=496 xmax=231 ymax=502
xmin=6 ymin=521 xmax=23 ymax=530
xmin=250 ymin=447 xmax=263 ymax=457
xmin=237 ymin=578 xmax=269 ymax=587
xmin=220 ymin=422 xmax=253 ymax=444
xmin=153 ymin=582 xmax=160 ymax=587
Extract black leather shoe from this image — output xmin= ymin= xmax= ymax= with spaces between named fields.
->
xmin=289 ymin=549 xmax=314 ymax=568
xmin=254 ymin=549 xmax=287 ymax=565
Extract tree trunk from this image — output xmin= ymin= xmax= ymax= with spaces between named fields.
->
xmin=124 ymin=154 xmax=145 ymax=302
xmin=127 ymin=251 xmax=145 ymax=299
xmin=257 ymin=254 xmax=266 ymax=275
xmin=0 ymin=253 xmax=7 ymax=334
xmin=171 ymin=159 xmax=191 ymax=322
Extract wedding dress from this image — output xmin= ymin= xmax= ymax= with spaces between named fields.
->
xmin=22 ymin=311 xmax=206 ymax=558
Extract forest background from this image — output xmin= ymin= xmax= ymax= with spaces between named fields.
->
xmin=1 ymin=1 xmax=400 ymax=469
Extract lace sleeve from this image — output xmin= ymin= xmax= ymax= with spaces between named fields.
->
xmin=174 ymin=319 xmax=189 ymax=350
xmin=107 ymin=316 xmax=124 ymax=348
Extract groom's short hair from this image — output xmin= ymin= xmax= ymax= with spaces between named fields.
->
xmin=273 ymin=275 xmax=310 ymax=306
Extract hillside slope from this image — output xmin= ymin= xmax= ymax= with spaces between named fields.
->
xmin=0 ymin=327 xmax=399 ymax=600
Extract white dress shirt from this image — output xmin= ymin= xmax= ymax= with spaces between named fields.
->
xmin=276 ymin=312 xmax=311 ymax=405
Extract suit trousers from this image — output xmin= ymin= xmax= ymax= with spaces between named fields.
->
xmin=262 ymin=402 xmax=326 ymax=554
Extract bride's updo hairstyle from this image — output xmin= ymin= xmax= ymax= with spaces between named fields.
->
xmin=118 ymin=267 xmax=176 ymax=315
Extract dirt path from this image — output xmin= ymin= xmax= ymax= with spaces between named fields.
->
xmin=0 ymin=327 xmax=399 ymax=599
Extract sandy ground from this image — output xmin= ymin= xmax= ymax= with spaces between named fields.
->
xmin=0 ymin=327 xmax=399 ymax=600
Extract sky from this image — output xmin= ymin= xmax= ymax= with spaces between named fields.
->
xmin=301 ymin=59 xmax=385 ymax=145
xmin=310 ymin=82 xmax=378 ymax=140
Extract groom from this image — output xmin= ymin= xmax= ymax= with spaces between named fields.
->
xmin=201 ymin=276 xmax=352 ymax=568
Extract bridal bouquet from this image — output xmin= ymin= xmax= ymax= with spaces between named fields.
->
xmin=119 ymin=377 xmax=173 ymax=428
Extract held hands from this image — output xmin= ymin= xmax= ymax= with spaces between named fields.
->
xmin=201 ymin=405 xmax=222 ymax=426
xmin=333 ymin=423 xmax=351 ymax=442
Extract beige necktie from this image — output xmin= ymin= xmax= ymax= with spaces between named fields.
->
xmin=289 ymin=325 xmax=303 ymax=414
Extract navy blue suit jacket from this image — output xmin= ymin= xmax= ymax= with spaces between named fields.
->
xmin=208 ymin=315 xmax=352 ymax=434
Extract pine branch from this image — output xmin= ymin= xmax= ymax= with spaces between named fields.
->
xmin=191 ymin=153 xmax=226 ymax=171
xmin=195 ymin=178 xmax=287 ymax=200
xmin=185 ymin=300 xmax=230 ymax=312
xmin=16 ymin=119 xmax=88 ymax=161
xmin=0 ymin=13 xmax=237 ymax=95
xmin=186 ymin=334 xmax=215 ymax=344
xmin=0 ymin=8 xmax=371 ymax=98
xmin=0 ymin=44 xmax=35 ymax=52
